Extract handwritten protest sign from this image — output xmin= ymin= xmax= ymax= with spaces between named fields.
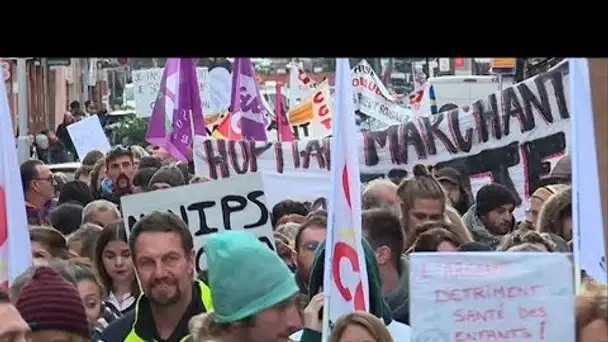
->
xmin=67 ymin=115 xmax=111 ymax=159
xmin=409 ymin=252 xmax=574 ymax=342
xmin=120 ymin=173 xmax=274 ymax=272
xmin=132 ymin=67 xmax=212 ymax=118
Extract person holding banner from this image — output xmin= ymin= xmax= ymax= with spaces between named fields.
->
xmin=291 ymin=239 xmax=411 ymax=341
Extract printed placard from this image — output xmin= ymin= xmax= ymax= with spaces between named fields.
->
xmin=120 ymin=173 xmax=274 ymax=272
xmin=409 ymin=252 xmax=574 ymax=342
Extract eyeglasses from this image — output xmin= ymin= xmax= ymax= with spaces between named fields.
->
xmin=35 ymin=175 xmax=54 ymax=183
xmin=301 ymin=241 xmax=320 ymax=252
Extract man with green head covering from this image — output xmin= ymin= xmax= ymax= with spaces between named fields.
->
xmin=188 ymin=231 xmax=302 ymax=342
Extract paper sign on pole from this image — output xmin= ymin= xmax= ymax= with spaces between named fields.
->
xmin=67 ymin=115 xmax=111 ymax=159
xmin=120 ymin=173 xmax=274 ymax=272
xmin=410 ymin=252 xmax=574 ymax=342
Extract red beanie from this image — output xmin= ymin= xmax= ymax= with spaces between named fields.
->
xmin=15 ymin=267 xmax=90 ymax=338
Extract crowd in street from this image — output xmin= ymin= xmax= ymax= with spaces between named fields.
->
xmin=27 ymin=100 xmax=111 ymax=164
xmin=0 ymin=136 xmax=606 ymax=342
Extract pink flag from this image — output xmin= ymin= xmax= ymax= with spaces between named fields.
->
xmin=0 ymin=73 xmax=31 ymax=289
xmin=322 ymin=58 xmax=370 ymax=336
xmin=275 ymin=83 xmax=295 ymax=142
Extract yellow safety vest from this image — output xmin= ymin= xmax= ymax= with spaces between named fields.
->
xmin=124 ymin=280 xmax=213 ymax=342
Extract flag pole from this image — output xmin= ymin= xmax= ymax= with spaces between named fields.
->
xmin=275 ymin=82 xmax=282 ymax=142
xmin=589 ymin=58 xmax=608 ymax=266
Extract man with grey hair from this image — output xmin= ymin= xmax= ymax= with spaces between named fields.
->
xmin=82 ymin=199 xmax=121 ymax=228
xmin=362 ymin=179 xmax=401 ymax=217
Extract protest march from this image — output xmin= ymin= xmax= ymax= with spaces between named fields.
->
xmin=0 ymin=57 xmax=606 ymax=342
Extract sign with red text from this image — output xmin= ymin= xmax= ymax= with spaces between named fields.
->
xmin=409 ymin=253 xmax=574 ymax=342
xmin=351 ymin=60 xmax=411 ymax=124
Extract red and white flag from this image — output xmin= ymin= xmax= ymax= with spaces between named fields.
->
xmin=322 ymin=58 xmax=370 ymax=337
xmin=0 ymin=74 xmax=31 ymax=289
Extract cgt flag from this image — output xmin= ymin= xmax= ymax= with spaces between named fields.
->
xmin=322 ymin=58 xmax=370 ymax=338
xmin=212 ymin=58 xmax=269 ymax=141
xmin=0 ymin=73 xmax=31 ymax=289
xmin=146 ymin=58 xmax=206 ymax=162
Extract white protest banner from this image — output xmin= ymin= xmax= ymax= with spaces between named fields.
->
xmin=195 ymin=62 xmax=570 ymax=220
xmin=67 ymin=115 xmax=111 ymax=159
xmin=409 ymin=252 xmax=574 ymax=342
xmin=120 ymin=173 xmax=274 ymax=272
xmin=132 ymin=67 xmax=212 ymax=118
xmin=352 ymin=60 xmax=411 ymax=124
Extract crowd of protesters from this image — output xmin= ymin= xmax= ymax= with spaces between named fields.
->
xmin=0 ymin=140 xmax=605 ymax=342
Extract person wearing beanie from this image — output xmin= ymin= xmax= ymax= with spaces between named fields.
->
xmin=58 ymin=180 xmax=94 ymax=207
xmin=148 ymin=165 xmax=186 ymax=191
xmin=542 ymin=153 xmax=571 ymax=185
xmin=462 ymin=183 xmax=517 ymax=250
xmin=435 ymin=167 xmax=475 ymax=216
xmin=15 ymin=266 xmax=91 ymax=342
xmin=189 ymin=231 xmax=302 ymax=342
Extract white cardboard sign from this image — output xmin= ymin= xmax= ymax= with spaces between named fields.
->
xmin=67 ymin=115 xmax=111 ymax=159
xmin=409 ymin=252 xmax=574 ymax=342
xmin=120 ymin=173 xmax=275 ymax=272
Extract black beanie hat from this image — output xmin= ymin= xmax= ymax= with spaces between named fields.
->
xmin=475 ymin=183 xmax=517 ymax=216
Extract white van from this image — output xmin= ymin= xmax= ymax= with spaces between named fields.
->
xmin=426 ymin=75 xmax=513 ymax=113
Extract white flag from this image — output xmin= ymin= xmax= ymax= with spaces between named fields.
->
xmin=570 ymin=58 xmax=607 ymax=284
xmin=322 ymin=58 xmax=370 ymax=338
xmin=0 ymin=72 xmax=32 ymax=287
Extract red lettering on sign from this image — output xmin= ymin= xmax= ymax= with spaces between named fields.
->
xmin=453 ymin=305 xmax=505 ymax=323
xmin=332 ymin=242 xmax=365 ymax=310
xmin=454 ymin=327 xmax=533 ymax=341
xmin=518 ymin=306 xmax=547 ymax=319
xmin=435 ymin=285 xmax=544 ymax=303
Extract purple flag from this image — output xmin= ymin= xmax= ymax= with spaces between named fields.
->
xmin=145 ymin=58 xmax=206 ymax=162
xmin=230 ymin=58 xmax=268 ymax=141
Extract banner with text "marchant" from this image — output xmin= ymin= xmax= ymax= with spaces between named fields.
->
xmin=194 ymin=61 xmax=570 ymax=220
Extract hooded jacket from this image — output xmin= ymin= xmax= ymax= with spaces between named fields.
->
xmin=537 ymin=186 xmax=572 ymax=241
xmin=289 ymin=239 xmax=411 ymax=342
xmin=462 ymin=204 xmax=513 ymax=250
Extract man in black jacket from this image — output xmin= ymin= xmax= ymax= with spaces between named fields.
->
xmin=98 ymin=211 xmax=213 ymax=342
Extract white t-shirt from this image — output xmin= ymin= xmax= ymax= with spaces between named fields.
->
xmin=289 ymin=320 xmax=412 ymax=341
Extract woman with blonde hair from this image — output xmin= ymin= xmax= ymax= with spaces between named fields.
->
xmin=330 ymin=311 xmax=394 ymax=342
xmin=575 ymin=281 xmax=608 ymax=342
